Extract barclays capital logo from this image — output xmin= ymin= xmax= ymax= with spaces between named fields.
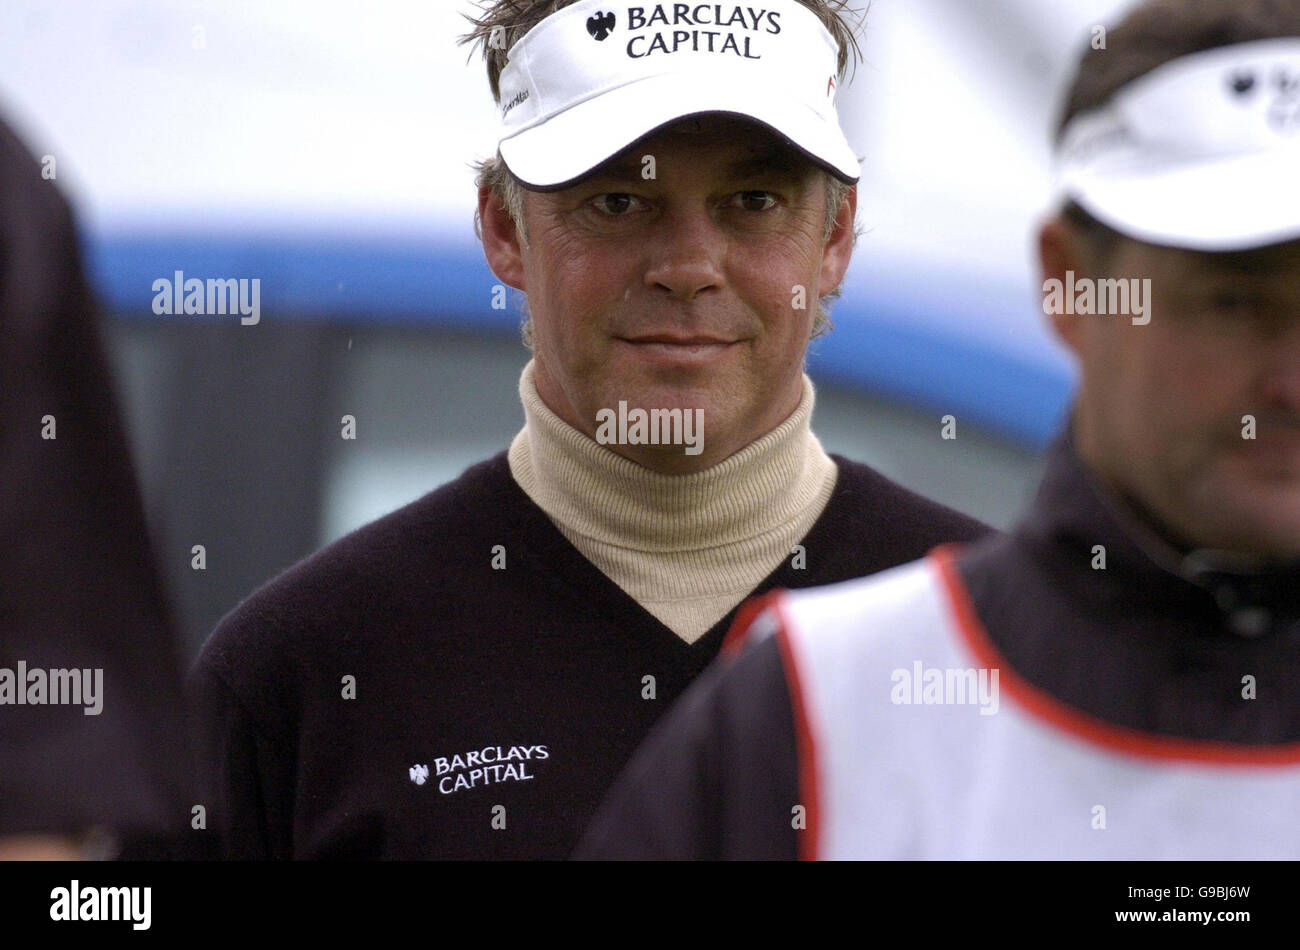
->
xmin=587 ymin=10 xmax=616 ymax=40
xmin=1225 ymin=65 xmax=1300 ymax=132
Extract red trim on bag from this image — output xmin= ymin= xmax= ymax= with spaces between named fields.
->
xmin=721 ymin=589 xmax=786 ymax=657
xmin=771 ymin=594 xmax=823 ymax=861
xmin=932 ymin=544 xmax=1300 ymax=766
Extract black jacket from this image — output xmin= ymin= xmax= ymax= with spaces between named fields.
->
xmin=576 ymin=434 xmax=1300 ymax=859
xmin=0 ymin=115 xmax=189 ymax=845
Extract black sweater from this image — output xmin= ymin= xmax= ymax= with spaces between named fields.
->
xmin=189 ymin=451 xmax=989 ymax=859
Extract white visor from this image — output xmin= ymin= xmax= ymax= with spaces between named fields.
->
xmin=493 ymin=0 xmax=860 ymax=189
xmin=1056 ymin=38 xmax=1300 ymax=251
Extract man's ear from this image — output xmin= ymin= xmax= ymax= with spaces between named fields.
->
xmin=1039 ymin=215 xmax=1088 ymax=357
xmin=818 ymin=183 xmax=857 ymax=295
xmin=478 ymin=186 xmax=527 ymax=291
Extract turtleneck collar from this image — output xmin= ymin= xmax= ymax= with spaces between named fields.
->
xmin=508 ymin=359 xmax=833 ymax=553
xmin=506 ymin=358 xmax=839 ymax=643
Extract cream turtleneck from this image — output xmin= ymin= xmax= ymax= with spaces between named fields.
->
xmin=507 ymin=360 xmax=838 ymax=643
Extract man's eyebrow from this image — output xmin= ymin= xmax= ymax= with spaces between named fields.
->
xmin=1187 ymin=249 xmax=1293 ymax=277
xmin=583 ymin=158 xmax=649 ymax=182
xmin=724 ymin=149 xmax=805 ymax=179
xmin=583 ymin=149 xmax=807 ymax=184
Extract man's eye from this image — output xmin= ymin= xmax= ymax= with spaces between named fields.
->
xmin=733 ymin=190 xmax=777 ymax=212
xmin=592 ymin=194 xmax=643 ymax=216
xmin=1209 ymin=290 xmax=1264 ymax=317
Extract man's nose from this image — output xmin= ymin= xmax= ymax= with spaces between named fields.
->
xmin=642 ymin=207 xmax=725 ymax=302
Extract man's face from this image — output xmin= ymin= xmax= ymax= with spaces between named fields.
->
xmin=1045 ymin=225 xmax=1300 ymax=558
xmin=480 ymin=116 xmax=855 ymax=473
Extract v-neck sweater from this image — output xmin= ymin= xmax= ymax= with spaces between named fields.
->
xmin=189 ymin=438 xmax=989 ymax=858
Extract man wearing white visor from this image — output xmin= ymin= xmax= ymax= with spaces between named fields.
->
xmin=189 ymin=0 xmax=988 ymax=860
xmin=578 ymin=0 xmax=1300 ymax=860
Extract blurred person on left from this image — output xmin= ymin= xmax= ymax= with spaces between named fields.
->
xmin=0 ymin=113 xmax=190 ymax=860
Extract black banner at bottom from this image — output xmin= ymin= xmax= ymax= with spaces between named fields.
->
xmin=0 ymin=860 xmax=1281 ymax=937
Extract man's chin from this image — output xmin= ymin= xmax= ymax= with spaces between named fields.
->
xmin=596 ymin=365 xmax=732 ymax=415
xmin=1185 ymin=478 xmax=1300 ymax=559
xmin=608 ymin=339 xmax=748 ymax=392
xmin=1217 ymin=442 xmax=1300 ymax=490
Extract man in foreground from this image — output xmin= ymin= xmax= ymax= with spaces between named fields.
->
xmin=578 ymin=0 xmax=1300 ymax=860
xmin=188 ymin=0 xmax=988 ymax=859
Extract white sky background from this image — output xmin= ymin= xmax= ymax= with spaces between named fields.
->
xmin=0 ymin=0 xmax=1138 ymax=360
xmin=0 ymin=0 xmax=503 ymax=237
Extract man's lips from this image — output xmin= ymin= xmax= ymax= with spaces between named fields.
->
xmin=615 ymin=335 xmax=742 ymax=364
xmin=619 ymin=335 xmax=736 ymax=345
